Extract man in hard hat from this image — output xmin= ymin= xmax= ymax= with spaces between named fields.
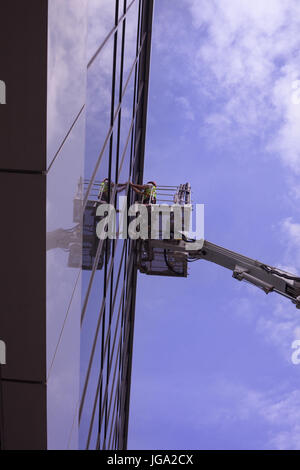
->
xmin=130 ymin=181 xmax=157 ymax=204
xmin=98 ymin=178 xmax=128 ymax=203
xmin=98 ymin=178 xmax=110 ymax=202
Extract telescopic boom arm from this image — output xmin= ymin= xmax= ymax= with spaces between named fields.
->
xmin=187 ymin=240 xmax=300 ymax=309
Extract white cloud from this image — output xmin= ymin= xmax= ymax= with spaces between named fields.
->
xmin=229 ymin=285 xmax=300 ymax=361
xmin=279 ymin=217 xmax=300 ymax=275
xmin=196 ymin=0 xmax=300 ymax=172
xmin=256 ymin=309 xmax=299 ymax=358
xmin=175 ymin=96 xmax=195 ymax=121
xmin=245 ymin=217 xmax=300 ymax=357
xmin=213 ymin=378 xmax=300 ymax=449
xmin=281 ymin=218 xmax=300 ymax=246
xmin=155 ymin=0 xmax=300 ymax=173
xmin=154 ymin=1 xmax=300 ymax=357
xmin=268 ymin=70 xmax=300 ymax=174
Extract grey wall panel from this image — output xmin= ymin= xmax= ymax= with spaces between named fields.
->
xmin=0 ymin=1 xmax=48 ymax=171
xmin=0 ymin=173 xmax=46 ymax=383
xmin=0 ymin=381 xmax=47 ymax=450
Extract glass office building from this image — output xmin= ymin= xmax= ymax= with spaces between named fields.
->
xmin=0 ymin=0 xmax=154 ymax=450
xmin=80 ymin=0 xmax=154 ymax=450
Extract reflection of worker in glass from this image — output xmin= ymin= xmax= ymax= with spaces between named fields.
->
xmin=98 ymin=178 xmax=128 ymax=203
xmin=98 ymin=178 xmax=109 ymax=202
xmin=130 ymin=181 xmax=157 ymax=204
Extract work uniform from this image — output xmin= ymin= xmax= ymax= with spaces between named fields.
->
xmin=99 ymin=179 xmax=109 ymax=202
xmin=143 ymin=184 xmax=157 ymax=204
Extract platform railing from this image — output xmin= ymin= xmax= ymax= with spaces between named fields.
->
xmin=82 ymin=180 xmax=192 ymax=206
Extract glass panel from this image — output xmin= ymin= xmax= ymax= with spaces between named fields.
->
xmin=114 ymin=14 xmax=125 ymax=115
xmin=85 ymin=37 xmax=114 ymax=185
xmin=123 ymin=0 xmax=139 ymax=79
xmin=87 ymin=0 xmax=117 ymax=63
xmin=80 ymin=0 xmax=143 ymax=450
xmin=47 ymin=0 xmax=88 ymax=166
xmin=81 ymin=268 xmax=105 ymax=387
xmin=80 ymin=300 xmax=108 ymax=449
xmin=119 ymin=69 xmax=136 ymax=171
xmin=47 ymin=111 xmax=85 ymax=372
xmin=47 ymin=278 xmax=81 ymax=450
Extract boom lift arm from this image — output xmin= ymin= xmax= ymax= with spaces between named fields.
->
xmin=187 ymin=240 xmax=300 ymax=309
xmin=135 ymin=183 xmax=300 ymax=309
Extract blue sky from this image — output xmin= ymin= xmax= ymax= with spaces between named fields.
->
xmin=128 ymin=0 xmax=300 ymax=450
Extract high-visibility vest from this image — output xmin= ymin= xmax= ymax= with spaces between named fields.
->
xmin=144 ymin=184 xmax=156 ymax=199
xmin=100 ymin=180 xmax=109 ymax=194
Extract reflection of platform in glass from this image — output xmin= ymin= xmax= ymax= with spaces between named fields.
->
xmin=68 ymin=242 xmax=82 ymax=268
xmin=81 ymin=200 xmax=110 ymax=271
xmin=70 ymin=181 xmax=192 ymax=272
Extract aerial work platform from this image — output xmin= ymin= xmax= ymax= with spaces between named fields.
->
xmin=65 ymin=179 xmax=300 ymax=308
xmin=135 ymin=183 xmax=192 ymax=277
xmin=134 ymin=183 xmax=300 ymax=309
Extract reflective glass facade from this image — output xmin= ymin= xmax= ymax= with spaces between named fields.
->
xmin=0 ymin=0 xmax=153 ymax=450
xmin=80 ymin=0 xmax=154 ymax=450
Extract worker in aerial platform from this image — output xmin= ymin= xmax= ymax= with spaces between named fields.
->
xmin=130 ymin=181 xmax=157 ymax=204
xmin=98 ymin=178 xmax=128 ymax=202
xmin=98 ymin=178 xmax=110 ymax=202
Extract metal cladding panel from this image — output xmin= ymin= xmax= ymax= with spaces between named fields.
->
xmin=0 ymin=1 xmax=48 ymax=171
xmin=0 ymin=1 xmax=48 ymax=449
xmin=0 ymin=172 xmax=46 ymax=383
xmin=0 ymin=381 xmax=47 ymax=450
